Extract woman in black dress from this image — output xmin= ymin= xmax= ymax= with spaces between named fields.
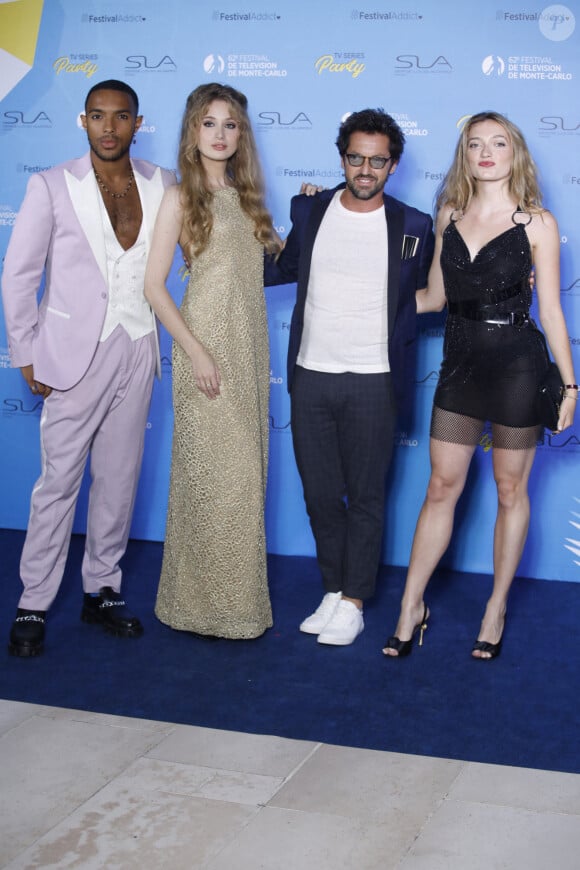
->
xmin=383 ymin=111 xmax=577 ymax=659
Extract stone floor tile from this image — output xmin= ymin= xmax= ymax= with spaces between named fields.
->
xmin=3 ymin=778 xmax=258 ymax=870
xmin=0 ymin=715 xmax=168 ymax=865
xmin=34 ymin=707 xmax=102 ymax=724
xmin=397 ymin=799 xmax=580 ymax=870
xmin=205 ymin=805 xmax=416 ymax=870
xmin=269 ymin=743 xmax=463 ymax=827
xmin=448 ymin=761 xmax=580 ymax=815
xmin=37 ymin=708 xmax=177 ymax=734
xmin=114 ymin=756 xmax=217 ymax=795
xmin=105 ymin=756 xmax=287 ymax=807
xmin=147 ymin=724 xmax=318 ymax=778
xmin=0 ymin=700 xmax=44 ymax=736
xmin=197 ymin=769 xmax=286 ymax=807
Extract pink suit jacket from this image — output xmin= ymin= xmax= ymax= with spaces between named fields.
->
xmin=1 ymin=152 xmax=176 ymax=391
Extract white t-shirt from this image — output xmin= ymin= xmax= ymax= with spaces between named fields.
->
xmin=297 ymin=190 xmax=389 ymax=373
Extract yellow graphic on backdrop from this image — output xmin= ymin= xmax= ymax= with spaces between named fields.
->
xmin=0 ymin=0 xmax=44 ymax=102
xmin=53 ymin=56 xmax=98 ymax=78
xmin=315 ymin=55 xmax=365 ymax=79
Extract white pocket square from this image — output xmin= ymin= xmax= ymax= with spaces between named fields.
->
xmin=402 ymin=234 xmax=419 ymax=259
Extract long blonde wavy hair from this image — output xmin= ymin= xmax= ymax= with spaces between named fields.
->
xmin=178 ymin=82 xmax=281 ymax=257
xmin=436 ymin=111 xmax=544 ymax=214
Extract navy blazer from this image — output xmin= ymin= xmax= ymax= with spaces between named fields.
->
xmin=265 ymin=184 xmax=435 ymax=422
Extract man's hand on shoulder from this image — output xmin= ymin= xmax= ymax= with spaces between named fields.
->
xmin=300 ymin=183 xmax=325 ymax=196
xmin=21 ymin=365 xmax=52 ymax=399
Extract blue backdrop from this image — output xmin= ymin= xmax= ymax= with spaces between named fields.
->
xmin=1 ymin=0 xmax=579 ymax=581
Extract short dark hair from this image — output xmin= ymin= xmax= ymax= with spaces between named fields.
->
xmin=84 ymin=80 xmax=139 ymax=115
xmin=336 ymin=108 xmax=405 ymax=162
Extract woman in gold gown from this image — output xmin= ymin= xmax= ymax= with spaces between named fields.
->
xmin=145 ymin=83 xmax=281 ymax=638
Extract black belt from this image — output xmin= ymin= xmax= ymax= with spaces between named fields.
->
xmin=448 ymin=303 xmax=530 ymax=328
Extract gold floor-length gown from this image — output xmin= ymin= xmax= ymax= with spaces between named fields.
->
xmin=155 ymin=188 xmax=273 ymax=638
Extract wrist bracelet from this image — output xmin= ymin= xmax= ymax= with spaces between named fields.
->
xmin=564 ymin=384 xmax=578 ymax=390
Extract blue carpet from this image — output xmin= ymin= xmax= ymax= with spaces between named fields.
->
xmin=1 ymin=529 xmax=578 ymax=773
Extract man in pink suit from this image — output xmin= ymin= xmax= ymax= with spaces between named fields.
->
xmin=2 ymin=80 xmax=176 ymax=656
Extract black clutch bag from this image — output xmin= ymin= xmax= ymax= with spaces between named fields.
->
xmin=538 ymin=362 xmax=564 ymax=431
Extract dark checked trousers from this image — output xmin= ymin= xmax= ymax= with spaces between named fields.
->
xmin=290 ymin=365 xmax=396 ymax=601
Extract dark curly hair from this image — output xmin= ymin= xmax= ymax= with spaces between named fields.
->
xmin=335 ymin=109 xmax=405 ymax=162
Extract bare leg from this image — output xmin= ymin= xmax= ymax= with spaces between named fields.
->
xmin=472 ymin=440 xmax=536 ymax=658
xmin=383 ymin=437 xmax=476 ymax=655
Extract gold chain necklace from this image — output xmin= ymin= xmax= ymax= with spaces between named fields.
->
xmin=94 ymin=168 xmax=135 ymax=199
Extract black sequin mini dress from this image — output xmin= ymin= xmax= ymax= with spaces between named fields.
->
xmin=431 ymin=217 xmax=547 ymax=449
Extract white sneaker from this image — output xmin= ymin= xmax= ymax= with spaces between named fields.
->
xmin=317 ymin=600 xmax=364 ymax=646
xmin=299 ymin=591 xmax=342 ymax=635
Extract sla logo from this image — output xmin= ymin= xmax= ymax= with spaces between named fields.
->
xmin=539 ymin=4 xmax=575 ymax=41
xmin=539 ymin=116 xmax=580 ymax=133
xmin=204 ymin=54 xmax=225 ymax=74
xmin=257 ymin=111 xmax=312 ymax=130
xmin=2 ymin=398 xmax=44 ymax=415
xmin=125 ymin=55 xmax=177 ymax=71
xmin=395 ymin=55 xmax=452 ymax=72
xmin=3 ymin=110 xmax=51 ymax=127
xmin=482 ymin=55 xmax=505 ymax=76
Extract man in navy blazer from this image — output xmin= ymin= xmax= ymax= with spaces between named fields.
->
xmin=266 ymin=109 xmax=434 ymax=645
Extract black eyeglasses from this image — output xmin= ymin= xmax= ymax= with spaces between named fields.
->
xmin=345 ymin=153 xmax=392 ymax=169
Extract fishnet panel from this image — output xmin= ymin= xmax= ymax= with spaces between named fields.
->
xmin=490 ymin=422 xmax=542 ymax=450
xmin=431 ymin=406 xmax=541 ymax=450
xmin=430 ymin=406 xmax=483 ymax=446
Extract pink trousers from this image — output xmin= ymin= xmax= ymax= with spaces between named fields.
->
xmin=19 ymin=326 xmax=156 ymax=610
